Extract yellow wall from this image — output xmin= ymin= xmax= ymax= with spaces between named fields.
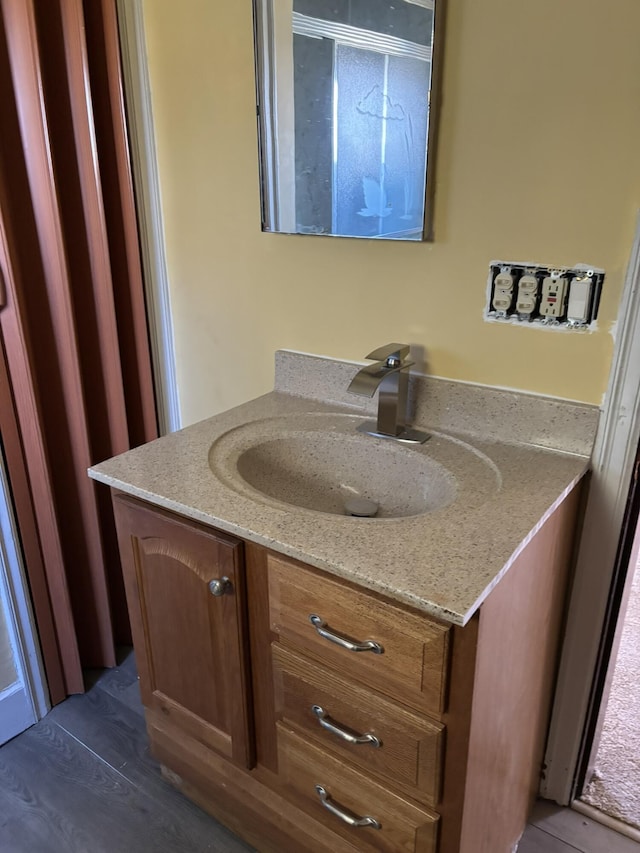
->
xmin=141 ymin=0 xmax=640 ymax=426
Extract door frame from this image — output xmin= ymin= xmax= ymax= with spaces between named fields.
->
xmin=0 ymin=446 xmax=49 ymax=743
xmin=542 ymin=212 xmax=640 ymax=803
xmin=584 ymin=497 xmax=640 ymax=790
xmin=115 ymin=0 xmax=181 ymax=435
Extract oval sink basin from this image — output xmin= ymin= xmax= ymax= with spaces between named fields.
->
xmin=235 ymin=432 xmax=455 ymax=517
xmin=209 ymin=413 xmax=500 ymax=520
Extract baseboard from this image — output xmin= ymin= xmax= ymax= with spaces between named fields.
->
xmin=573 ymin=799 xmax=640 ymax=843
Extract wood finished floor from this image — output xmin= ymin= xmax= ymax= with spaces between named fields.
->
xmin=0 ymin=651 xmax=637 ymax=853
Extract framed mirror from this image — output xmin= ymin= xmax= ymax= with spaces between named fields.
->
xmin=253 ymin=0 xmax=444 ymax=242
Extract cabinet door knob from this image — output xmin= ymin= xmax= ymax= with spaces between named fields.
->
xmin=208 ymin=576 xmax=231 ymax=597
xmin=314 ymin=785 xmax=381 ymax=829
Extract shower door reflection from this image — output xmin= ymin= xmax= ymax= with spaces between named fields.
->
xmin=254 ymin=0 xmax=439 ymax=241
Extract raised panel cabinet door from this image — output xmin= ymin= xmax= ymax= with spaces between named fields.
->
xmin=112 ymin=495 xmax=253 ymax=768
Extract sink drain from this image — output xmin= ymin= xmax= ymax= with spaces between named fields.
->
xmin=344 ymin=497 xmax=379 ymax=518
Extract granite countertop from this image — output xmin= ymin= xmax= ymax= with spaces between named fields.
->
xmin=89 ymin=351 xmax=598 ymax=626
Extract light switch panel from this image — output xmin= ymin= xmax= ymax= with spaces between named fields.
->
xmin=485 ymin=261 xmax=604 ymax=330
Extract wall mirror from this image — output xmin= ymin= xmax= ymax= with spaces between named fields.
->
xmin=253 ymin=0 xmax=443 ymax=241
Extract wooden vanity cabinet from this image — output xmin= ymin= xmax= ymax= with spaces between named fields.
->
xmin=111 ymin=487 xmax=581 ymax=853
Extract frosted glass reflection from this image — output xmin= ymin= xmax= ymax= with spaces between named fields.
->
xmin=255 ymin=0 xmax=437 ymax=240
xmin=334 ymin=46 xmax=430 ymax=239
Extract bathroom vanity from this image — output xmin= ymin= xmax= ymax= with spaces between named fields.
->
xmin=89 ymin=351 xmax=598 ymax=853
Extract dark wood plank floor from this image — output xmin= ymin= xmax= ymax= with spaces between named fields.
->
xmin=0 ymin=650 xmax=637 ymax=852
xmin=521 ymin=800 xmax=640 ymax=853
xmin=0 ymin=651 xmax=254 ymax=852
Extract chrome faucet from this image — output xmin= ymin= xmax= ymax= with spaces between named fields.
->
xmin=347 ymin=343 xmax=429 ymax=444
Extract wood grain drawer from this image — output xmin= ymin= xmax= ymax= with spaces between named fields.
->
xmin=278 ymin=725 xmax=439 ymax=853
xmin=267 ymin=553 xmax=450 ymax=715
xmin=272 ymin=643 xmax=444 ymax=807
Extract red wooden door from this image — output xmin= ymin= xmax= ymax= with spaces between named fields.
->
xmin=0 ymin=0 xmax=157 ymax=697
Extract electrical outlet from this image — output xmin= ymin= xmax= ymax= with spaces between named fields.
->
xmin=492 ymin=270 xmax=514 ymax=314
xmin=516 ymin=274 xmax=539 ymax=318
xmin=539 ymin=276 xmax=568 ymax=318
xmin=494 ymin=271 xmax=514 ymax=290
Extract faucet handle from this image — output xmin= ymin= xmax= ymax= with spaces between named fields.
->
xmin=365 ymin=343 xmax=412 ymax=366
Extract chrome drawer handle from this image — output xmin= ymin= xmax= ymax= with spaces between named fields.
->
xmin=311 ymin=705 xmax=381 ymax=748
xmin=314 ymin=785 xmax=381 ymax=829
xmin=309 ymin=615 xmax=384 ymax=654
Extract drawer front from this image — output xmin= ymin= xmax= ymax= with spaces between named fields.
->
xmin=273 ymin=643 xmax=444 ymax=806
xmin=278 ymin=725 xmax=439 ymax=853
xmin=267 ymin=554 xmax=450 ymax=715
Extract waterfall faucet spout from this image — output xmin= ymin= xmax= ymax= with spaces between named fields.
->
xmin=347 ymin=344 xmax=429 ymax=444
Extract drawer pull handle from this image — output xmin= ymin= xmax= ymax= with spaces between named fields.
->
xmin=314 ymin=785 xmax=381 ymax=829
xmin=311 ymin=705 xmax=381 ymax=748
xmin=309 ymin=615 xmax=384 ymax=654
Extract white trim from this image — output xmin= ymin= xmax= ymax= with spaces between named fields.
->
xmin=0 ymin=448 xmax=49 ymax=743
xmin=542 ymin=213 xmax=640 ymax=802
xmin=116 ymin=0 xmax=181 ymax=434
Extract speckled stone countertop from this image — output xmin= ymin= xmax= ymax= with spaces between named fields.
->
xmin=89 ymin=351 xmax=599 ymax=626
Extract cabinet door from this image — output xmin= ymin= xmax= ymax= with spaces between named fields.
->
xmin=112 ymin=495 xmax=253 ymax=768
